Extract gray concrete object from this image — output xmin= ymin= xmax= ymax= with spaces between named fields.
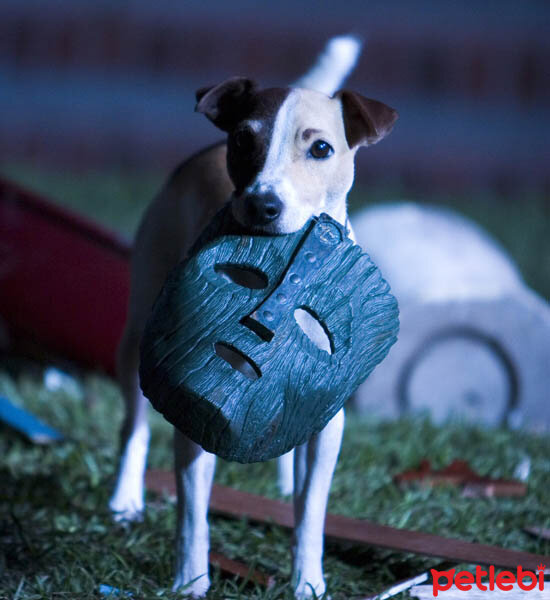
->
xmin=351 ymin=203 xmax=550 ymax=430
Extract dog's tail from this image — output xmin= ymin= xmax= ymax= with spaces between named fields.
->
xmin=293 ymin=35 xmax=362 ymax=95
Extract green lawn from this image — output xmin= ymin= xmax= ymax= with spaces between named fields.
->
xmin=1 ymin=366 xmax=549 ymax=599
xmin=0 ymin=164 xmax=549 ymax=598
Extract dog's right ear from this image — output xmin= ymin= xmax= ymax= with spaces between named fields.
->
xmin=335 ymin=90 xmax=398 ymax=148
xmin=195 ymin=77 xmax=257 ymax=132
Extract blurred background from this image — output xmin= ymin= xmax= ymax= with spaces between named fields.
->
xmin=1 ymin=0 xmax=549 ymax=184
xmin=1 ymin=0 xmax=549 ymax=298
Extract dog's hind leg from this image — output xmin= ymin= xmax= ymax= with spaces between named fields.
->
xmin=109 ymin=325 xmax=150 ymax=521
xmin=173 ymin=430 xmax=216 ymax=598
xmin=292 ymin=408 xmax=344 ymax=599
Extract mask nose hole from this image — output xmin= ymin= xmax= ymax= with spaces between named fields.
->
xmin=294 ymin=307 xmax=333 ymax=355
xmin=214 ymin=342 xmax=262 ymax=380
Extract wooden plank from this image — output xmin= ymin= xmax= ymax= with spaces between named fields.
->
xmin=322 ymin=514 xmax=546 ymax=571
xmin=145 ymin=470 xmax=550 ymax=571
xmin=209 ymin=552 xmax=274 ymax=588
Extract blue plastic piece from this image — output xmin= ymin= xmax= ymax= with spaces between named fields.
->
xmin=98 ymin=584 xmax=133 ymax=597
xmin=0 ymin=395 xmax=64 ymax=444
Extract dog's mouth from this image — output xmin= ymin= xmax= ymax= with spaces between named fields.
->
xmin=247 ymin=220 xmax=287 ymax=235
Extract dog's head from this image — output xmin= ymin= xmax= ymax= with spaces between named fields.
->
xmin=196 ymin=77 xmax=397 ymax=233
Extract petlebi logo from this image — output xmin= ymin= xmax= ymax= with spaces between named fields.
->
xmin=431 ymin=564 xmax=546 ymax=596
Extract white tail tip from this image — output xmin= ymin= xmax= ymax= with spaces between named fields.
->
xmin=294 ymin=35 xmax=363 ymax=96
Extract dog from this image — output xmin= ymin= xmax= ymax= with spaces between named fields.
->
xmin=109 ymin=35 xmax=398 ymax=598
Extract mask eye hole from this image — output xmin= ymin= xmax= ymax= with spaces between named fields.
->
xmin=214 ymin=342 xmax=261 ymax=380
xmin=294 ymin=307 xmax=333 ymax=355
xmin=214 ymin=263 xmax=268 ymax=289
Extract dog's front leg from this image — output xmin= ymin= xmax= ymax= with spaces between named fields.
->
xmin=277 ymin=449 xmax=295 ymax=496
xmin=292 ymin=408 xmax=344 ymax=599
xmin=173 ymin=430 xmax=216 ymax=597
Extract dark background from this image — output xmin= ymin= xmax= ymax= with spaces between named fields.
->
xmin=1 ymin=0 xmax=549 ymax=294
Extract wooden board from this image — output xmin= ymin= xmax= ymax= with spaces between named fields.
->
xmin=209 ymin=551 xmax=274 ymax=588
xmin=146 ymin=470 xmax=549 ymax=571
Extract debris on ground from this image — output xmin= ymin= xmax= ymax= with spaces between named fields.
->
xmin=393 ymin=459 xmax=527 ymax=497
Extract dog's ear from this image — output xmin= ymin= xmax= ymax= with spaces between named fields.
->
xmin=335 ymin=90 xmax=398 ymax=148
xmin=195 ymin=77 xmax=258 ymax=132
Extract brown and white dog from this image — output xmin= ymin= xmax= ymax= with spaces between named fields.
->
xmin=109 ymin=36 xmax=397 ymax=598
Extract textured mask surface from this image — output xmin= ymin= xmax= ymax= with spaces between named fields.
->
xmin=140 ymin=204 xmax=399 ymax=463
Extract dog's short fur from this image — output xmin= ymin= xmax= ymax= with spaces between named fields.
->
xmin=109 ymin=37 xmax=397 ymax=598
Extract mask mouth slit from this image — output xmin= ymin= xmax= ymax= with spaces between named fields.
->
xmin=240 ymin=315 xmax=274 ymax=342
xmin=214 ymin=342 xmax=262 ymax=380
xmin=214 ymin=263 xmax=268 ymax=289
xmin=294 ymin=307 xmax=334 ymax=355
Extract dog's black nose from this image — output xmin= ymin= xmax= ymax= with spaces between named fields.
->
xmin=244 ymin=192 xmax=282 ymax=226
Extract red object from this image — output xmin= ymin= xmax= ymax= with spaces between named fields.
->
xmin=0 ymin=177 xmax=130 ymax=375
xmin=393 ymin=459 xmax=527 ymax=497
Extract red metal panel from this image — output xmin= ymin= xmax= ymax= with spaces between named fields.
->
xmin=0 ymin=177 xmax=130 ymax=375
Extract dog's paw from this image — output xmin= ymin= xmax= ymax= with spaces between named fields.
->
xmin=293 ymin=573 xmax=327 ymax=599
xmin=108 ymin=495 xmax=144 ymax=523
xmin=172 ymin=573 xmax=210 ymax=598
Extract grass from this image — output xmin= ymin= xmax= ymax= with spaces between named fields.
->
xmin=1 ymin=364 xmax=550 ymax=599
xmin=0 ymin=163 xmax=549 ymax=598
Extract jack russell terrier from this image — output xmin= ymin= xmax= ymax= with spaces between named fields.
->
xmin=109 ymin=36 xmax=398 ymax=598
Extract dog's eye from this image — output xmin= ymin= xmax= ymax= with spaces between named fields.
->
xmin=308 ymin=140 xmax=333 ymax=159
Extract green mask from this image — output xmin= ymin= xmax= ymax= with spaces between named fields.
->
xmin=140 ymin=205 xmax=398 ymax=463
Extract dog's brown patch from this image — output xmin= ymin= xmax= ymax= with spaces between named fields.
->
xmin=195 ymin=78 xmax=290 ymax=194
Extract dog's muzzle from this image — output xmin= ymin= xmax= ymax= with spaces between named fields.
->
xmin=243 ymin=191 xmax=282 ymax=227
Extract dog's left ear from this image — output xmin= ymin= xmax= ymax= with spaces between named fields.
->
xmin=195 ymin=77 xmax=258 ymax=132
xmin=335 ymin=90 xmax=398 ymax=148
